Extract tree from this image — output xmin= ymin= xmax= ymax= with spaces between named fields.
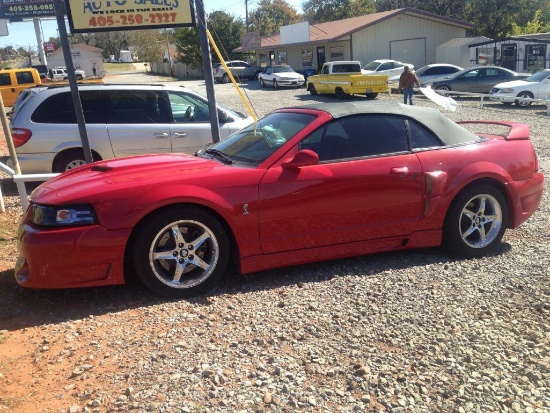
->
xmin=303 ymin=0 xmax=375 ymax=24
xmin=249 ymin=0 xmax=301 ymax=37
xmin=175 ymin=11 xmax=246 ymax=70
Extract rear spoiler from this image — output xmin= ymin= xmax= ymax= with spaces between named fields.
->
xmin=457 ymin=120 xmax=530 ymax=140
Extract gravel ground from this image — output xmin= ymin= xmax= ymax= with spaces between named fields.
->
xmin=0 ymin=72 xmax=548 ymax=413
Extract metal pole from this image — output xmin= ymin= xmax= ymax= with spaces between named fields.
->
xmin=195 ymin=0 xmax=221 ymax=143
xmin=53 ymin=0 xmax=93 ymax=164
xmin=33 ymin=18 xmax=48 ymax=66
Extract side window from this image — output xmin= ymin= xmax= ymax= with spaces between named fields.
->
xmin=80 ymin=91 xmax=107 ymax=123
xmin=0 ymin=73 xmax=11 ymax=86
xmin=408 ymin=119 xmax=443 ymax=149
xmin=379 ymin=63 xmax=393 ymax=71
xmin=266 ymin=67 xmax=272 ymax=75
xmin=168 ymin=91 xmax=211 ymax=123
xmin=106 ymin=90 xmax=168 ymax=124
xmin=15 ymin=71 xmax=34 ymax=84
xmin=299 ymin=121 xmax=350 ymax=162
xmin=31 ymin=92 xmax=77 ymax=123
xmin=342 ymin=115 xmax=408 ymax=156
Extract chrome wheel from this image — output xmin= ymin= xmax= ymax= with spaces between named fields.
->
xmin=65 ymin=159 xmax=86 ymax=170
xmin=149 ymin=219 xmax=219 ymax=289
xmin=458 ymin=194 xmax=503 ymax=249
xmin=436 ymin=85 xmax=451 ymax=97
xmin=133 ymin=207 xmax=229 ymax=297
xmin=515 ymin=92 xmax=533 ymax=107
xmin=443 ymin=185 xmax=508 ymax=258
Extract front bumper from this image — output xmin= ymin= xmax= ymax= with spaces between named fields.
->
xmin=15 ymin=220 xmax=131 ymax=289
xmin=489 ymin=94 xmax=515 ymax=103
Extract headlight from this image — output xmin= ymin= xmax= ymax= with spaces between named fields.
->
xmin=31 ymin=204 xmax=98 ymax=226
xmin=499 ymin=88 xmax=515 ymax=93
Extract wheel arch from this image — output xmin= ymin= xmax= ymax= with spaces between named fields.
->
xmin=444 ymin=177 xmax=512 ymax=229
xmin=123 ymin=203 xmax=241 ymax=283
xmin=52 ymin=147 xmax=103 ymax=171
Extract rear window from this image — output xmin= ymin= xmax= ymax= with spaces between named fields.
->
xmin=31 ymin=91 xmax=106 ymax=124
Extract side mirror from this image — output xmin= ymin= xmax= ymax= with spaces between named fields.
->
xmin=218 ymin=110 xmax=231 ymax=123
xmin=283 ymin=149 xmax=319 ymax=169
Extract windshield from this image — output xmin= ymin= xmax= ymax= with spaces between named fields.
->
xmin=362 ymin=61 xmax=381 ymax=71
xmin=273 ymin=66 xmax=295 ymax=73
xmin=525 ymin=70 xmax=550 ymax=82
xmin=205 ymin=112 xmax=316 ymax=165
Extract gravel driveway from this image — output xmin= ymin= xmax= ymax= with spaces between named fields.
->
xmin=0 ymin=72 xmax=548 ymax=413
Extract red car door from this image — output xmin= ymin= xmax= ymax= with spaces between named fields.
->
xmin=258 ymin=114 xmax=425 ymax=254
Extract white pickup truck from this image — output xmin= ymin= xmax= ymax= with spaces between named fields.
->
xmin=50 ymin=67 xmax=86 ymax=81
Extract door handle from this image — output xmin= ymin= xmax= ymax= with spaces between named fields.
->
xmin=390 ymin=166 xmax=409 ymax=174
xmin=153 ymin=132 xmax=169 ymax=139
xmin=11 ymin=88 xmax=15 ymax=92
xmin=173 ymin=132 xmax=187 ymax=138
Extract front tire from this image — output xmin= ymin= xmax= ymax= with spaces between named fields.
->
xmin=515 ymin=92 xmax=533 ymax=107
xmin=132 ymin=207 xmax=229 ymax=298
xmin=308 ymin=84 xmax=317 ymax=95
xmin=436 ymin=85 xmax=451 ymax=97
xmin=222 ymin=73 xmax=230 ymax=83
xmin=443 ymin=185 xmax=508 ymax=258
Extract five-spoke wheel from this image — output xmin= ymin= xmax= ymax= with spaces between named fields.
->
xmin=133 ymin=207 xmax=229 ymax=298
xmin=443 ymin=185 xmax=508 ymax=257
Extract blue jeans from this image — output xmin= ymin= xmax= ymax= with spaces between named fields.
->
xmin=403 ymin=88 xmax=414 ymax=105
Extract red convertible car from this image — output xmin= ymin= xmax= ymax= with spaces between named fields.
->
xmin=16 ymin=102 xmax=544 ymax=297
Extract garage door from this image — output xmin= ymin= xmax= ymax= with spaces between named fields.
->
xmin=390 ymin=38 xmax=426 ymax=69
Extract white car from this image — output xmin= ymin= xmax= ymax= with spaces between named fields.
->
xmin=212 ymin=60 xmax=262 ymax=83
xmin=50 ymin=67 xmax=86 ymax=80
xmin=361 ymin=59 xmax=413 ymax=77
xmin=258 ymin=65 xmax=305 ymax=88
xmin=489 ymin=69 xmax=550 ymax=107
xmin=387 ymin=63 xmax=463 ymax=90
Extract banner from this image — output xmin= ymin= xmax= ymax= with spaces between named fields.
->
xmin=0 ymin=0 xmax=55 ymax=19
xmin=66 ymin=0 xmax=195 ymax=33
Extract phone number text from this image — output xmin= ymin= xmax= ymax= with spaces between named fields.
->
xmin=88 ymin=12 xmax=177 ymax=26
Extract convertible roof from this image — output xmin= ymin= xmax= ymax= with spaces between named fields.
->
xmin=287 ymin=101 xmax=480 ymax=146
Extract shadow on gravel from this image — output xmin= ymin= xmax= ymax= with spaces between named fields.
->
xmin=0 ymin=242 xmax=512 ymax=332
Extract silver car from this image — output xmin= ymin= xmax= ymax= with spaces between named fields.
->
xmin=213 ymin=60 xmax=263 ymax=83
xmin=9 ymin=84 xmax=254 ymax=173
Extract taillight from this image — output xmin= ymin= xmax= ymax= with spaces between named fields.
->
xmin=10 ymin=128 xmax=32 ymax=147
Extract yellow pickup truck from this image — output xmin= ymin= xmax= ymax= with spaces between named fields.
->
xmin=306 ymin=61 xmax=388 ymax=99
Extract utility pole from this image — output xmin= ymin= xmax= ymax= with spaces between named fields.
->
xmin=245 ymin=0 xmax=249 ymax=32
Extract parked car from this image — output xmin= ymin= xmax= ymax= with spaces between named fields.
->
xmin=49 ymin=67 xmax=86 ymax=81
xmin=31 ymin=64 xmax=49 ymax=79
xmin=213 ymin=60 xmax=262 ymax=83
xmin=424 ymin=66 xmax=530 ymax=95
xmin=15 ymin=102 xmax=544 ymax=298
xmin=388 ymin=63 xmax=463 ymax=90
xmin=489 ymin=69 xmax=550 ymax=107
xmin=0 ymin=68 xmax=42 ymax=107
xmin=361 ymin=59 xmax=413 ymax=77
xmin=9 ymin=84 xmax=254 ymax=173
xmin=258 ymin=65 xmax=305 ymax=88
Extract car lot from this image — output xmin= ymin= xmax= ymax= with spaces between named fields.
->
xmin=0 ymin=70 xmax=548 ymax=413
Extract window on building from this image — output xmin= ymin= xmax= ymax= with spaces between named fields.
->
xmin=278 ymin=51 xmax=287 ymax=64
xmin=329 ymin=46 xmax=344 ymax=61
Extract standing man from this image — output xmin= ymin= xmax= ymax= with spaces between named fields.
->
xmin=398 ymin=66 xmax=420 ymax=105
xmin=92 ymin=62 xmax=97 ymax=78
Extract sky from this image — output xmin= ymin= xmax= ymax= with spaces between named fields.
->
xmin=0 ymin=0 xmax=304 ymax=49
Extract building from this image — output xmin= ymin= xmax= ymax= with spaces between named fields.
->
xmin=436 ymin=37 xmax=491 ymax=68
xmin=46 ymin=44 xmax=105 ymax=78
xmin=239 ymin=8 xmax=472 ymax=73
xmin=468 ymin=33 xmax=550 ymax=73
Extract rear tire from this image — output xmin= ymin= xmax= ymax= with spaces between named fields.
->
xmin=54 ymin=150 xmax=90 ymax=173
xmin=260 ymin=78 xmax=266 ymax=88
xmin=132 ymin=207 xmax=229 ymax=298
xmin=222 ymin=73 xmax=230 ymax=83
xmin=366 ymin=93 xmax=378 ymax=99
xmin=273 ymin=80 xmax=278 ymax=89
xmin=443 ymin=184 xmax=508 ymax=258
xmin=335 ymin=88 xmax=347 ymax=99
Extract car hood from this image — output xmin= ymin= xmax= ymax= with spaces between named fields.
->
xmin=493 ymin=79 xmax=535 ymax=89
xmin=31 ymin=153 xmax=234 ymax=205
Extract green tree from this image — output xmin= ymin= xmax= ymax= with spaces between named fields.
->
xmin=249 ymin=0 xmax=301 ymax=37
xmin=175 ymin=11 xmax=246 ymax=70
xmin=303 ymin=0 xmax=375 ymax=24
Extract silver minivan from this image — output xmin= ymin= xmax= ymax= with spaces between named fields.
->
xmin=10 ymin=84 xmax=254 ymax=173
